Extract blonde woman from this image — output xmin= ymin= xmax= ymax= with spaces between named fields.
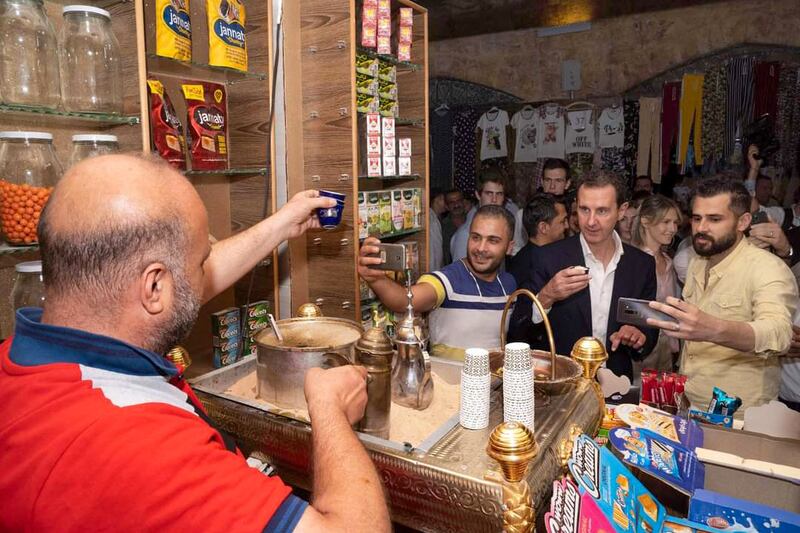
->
xmin=631 ymin=194 xmax=682 ymax=373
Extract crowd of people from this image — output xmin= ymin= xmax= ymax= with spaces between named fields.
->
xmin=360 ymin=148 xmax=800 ymax=416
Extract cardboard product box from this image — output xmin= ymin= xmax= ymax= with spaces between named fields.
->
xmin=379 ymin=98 xmax=399 ymax=118
xmin=391 ymin=190 xmax=404 ymax=233
xmin=377 ymin=0 xmax=390 ymax=17
xmin=545 ymin=477 xmax=619 ymax=533
xmin=399 ymin=7 xmax=413 ymax=27
xmin=397 ymin=42 xmax=412 ymax=62
xmin=211 ymin=306 xmax=240 ymax=329
xmin=378 ymin=80 xmax=397 ymax=101
xmin=358 ymin=192 xmax=369 ymax=239
xmin=615 ymin=404 xmax=705 ymax=449
xmin=398 ymin=137 xmax=411 ymax=157
xmin=381 ymin=116 xmax=395 ymax=137
xmin=366 ymin=113 xmax=382 ymax=135
xmin=412 ymin=188 xmax=423 ymax=228
xmin=378 ymin=61 xmax=396 ymax=83
xmin=398 ymin=156 xmax=411 ymax=176
xmin=661 ymin=516 xmax=724 ymax=533
xmin=367 ymin=156 xmax=382 ymax=177
xmin=213 ymin=336 xmax=242 ymax=368
xmin=356 ymin=72 xmax=379 ymax=96
xmin=212 ymin=319 xmax=241 ymax=347
xmin=355 ymin=54 xmax=379 ymax=77
xmin=377 ymin=13 xmax=391 ymax=37
xmin=377 ymin=35 xmax=391 ymax=55
xmin=689 ymin=489 xmax=800 ymax=532
xmin=402 ymin=189 xmax=414 ymax=229
xmin=367 ymin=192 xmax=381 ymax=236
xmin=382 ymin=135 xmax=396 ymax=157
xmin=242 ymin=335 xmax=257 ymax=358
xmin=379 ymin=190 xmax=392 ymax=235
xmin=382 ymin=155 xmax=396 ymax=177
xmin=367 ymin=135 xmax=381 ymax=156
xmin=241 ymin=300 xmax=269 ymax=336
xmin=357 ymin=93 xmax=380 ymax=114
xmin=360 ymin=0 xmax=377 ymax=48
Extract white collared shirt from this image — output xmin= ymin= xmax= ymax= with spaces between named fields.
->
xmin=580 ymin=231 xmax=625 ymax=346
xmin=532 ymin=231 xmax=624 ymax=347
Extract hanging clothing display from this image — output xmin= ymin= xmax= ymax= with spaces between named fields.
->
xmin=623 ymin=99 xmax=639 ymax=182
xmin=510 ymin=105 xmax=539 ymax=163
xmin=754 ymin=61 xmax=780 ymax=121
xmin=601 ymin=147 xmax=626 ymax=175
xmin=565 ymin=109 xmax=596 ymax=154
xmin=453 ymin=108 xmax=479 ymax=194
xmin=701 ymin=65 xmax=727 ymax=165
xmin=597 ymin=106 xmax=625 ymax=149
xmin=477 ymin=108 xmax=510 ymax=161
xmin=661 ymin=81 xmax=681 ymax=175
xmin=725 ymin=56 xmax=755 ymax=159
xmin=776 ymin=67 xmax=799 ymax=175
xmin=678 ymin=73 xmax=704 ymax=168
xmin=430 ymin=108 xmax=454 ymax=190
xmin=535 ymin=104 xmax=566 ymax=159
xmin=637 ymin=96 xmax=662 ymax=183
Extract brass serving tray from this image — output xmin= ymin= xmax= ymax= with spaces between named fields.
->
xmin=191 ymin=356 xmax=602 ymax=532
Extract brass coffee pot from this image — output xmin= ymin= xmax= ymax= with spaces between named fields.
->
xmin=356 ymin=308 xmax=394 ymax=439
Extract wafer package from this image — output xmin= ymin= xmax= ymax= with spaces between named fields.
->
xmin=207 ymin=0 xmax=247 ymax=71
xmin=182 ymin=82 xmax=228 ymax=170
xmin=147 ymin=79 xmax=186 ymax=170
xmin=156 ymin=0 xmax=192 ymax=61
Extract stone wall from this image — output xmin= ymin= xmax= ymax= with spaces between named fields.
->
xmin=430 ymin=0 xmax=800 ymax=100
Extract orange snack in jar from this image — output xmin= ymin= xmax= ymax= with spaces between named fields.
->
xmin=0 ymin=180 xmax=52 ymax=245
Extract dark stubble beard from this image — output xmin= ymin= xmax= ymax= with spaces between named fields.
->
xmin=692 ymin=229 xmax=738 ymax=257
xmin=144 ymin=268 xmax=202 ymax=355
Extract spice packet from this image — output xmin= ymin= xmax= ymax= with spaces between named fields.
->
xmin=182 ymin=82 xmax=228 ymax=170
xmin=147 ymin=79 xmax=186 ymax=170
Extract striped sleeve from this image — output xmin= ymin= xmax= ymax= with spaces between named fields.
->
xmin=418 ymin=273 xmax=446 ymax=308
xmin=264 ymin=494 xmax=309 ymax=532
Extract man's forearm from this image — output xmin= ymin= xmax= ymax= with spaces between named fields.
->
xmin=307 ymin=402 xmax=390 ymax=531
xmin=202 ymin=217 xmax=287 ymax=303
xmin=368 ymin=277 xmax=411 ymax=313
xmin=709 ymin=317 xmax=755 ymax=352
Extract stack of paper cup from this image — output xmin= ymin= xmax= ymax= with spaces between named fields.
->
xmin=460 ymin=348 xmax=491 ymax=429
xmin=503 ymin=342 xmax=534 ymax=431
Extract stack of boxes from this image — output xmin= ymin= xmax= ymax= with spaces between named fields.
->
xmin=210 ymin=300 xmax=270 ymax=368
xmin=376 ymin=0 xmax=392 ymax=55
xmin=358 ymin=187 xmax=422 ymax=239
xmin=360 ymin=0 xmax=377 ymax=48
xmin=361 ymin=0 xmax=413 ymax=61
xmin=362 ymin=113 xmax=410 ymax=178
xmin=397 ymin=8 xmax=413 ymax=61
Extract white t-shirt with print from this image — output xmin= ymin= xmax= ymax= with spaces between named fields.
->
xmin=597 ymin=106 xmax=625 ymax=148
xmin=535 ymin=104 xmax=566 ymax=159
xmin=477 ymin=109 xmax=510 ymax=160
xmin=565 ymin=109 xmax=596 ymax=154
xmin=511 ymin=107 xmax=538 ymax=162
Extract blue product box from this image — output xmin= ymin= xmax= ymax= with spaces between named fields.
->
xmin=616 ymin=404 xmax=704 ymax=449
xmin=688 ymin=409 xmax=733 ymax=428
xmin=568 ymin=434 xmax=666 ymax=533
xmin=689 ymin=489 xmax=800 ymax=532
xmin=213 ymin=335 xmax=242 ymax=368
xmin=662 ymin=515 xmax=724 ymax=532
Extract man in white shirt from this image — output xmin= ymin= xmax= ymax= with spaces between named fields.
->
xmin=509 ymin=171 xmax=659 ymax=379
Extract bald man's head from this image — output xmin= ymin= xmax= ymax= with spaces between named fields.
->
xmin=39 ymin=153 xmax=206 ymax=353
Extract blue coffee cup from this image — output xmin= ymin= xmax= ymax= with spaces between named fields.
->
xmin=317 ymin=190 xmax=345 ymax=229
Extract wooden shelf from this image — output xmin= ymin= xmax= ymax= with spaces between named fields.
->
xmin=146 ymin=54 xmax=268 ymax=85
xmin=184 ymin=167 xmax=269 ymax=177
xmin=356 ymin=46 xmax=422 ymax=71
xmin=360 ymin=227 xmax=423 ymax=242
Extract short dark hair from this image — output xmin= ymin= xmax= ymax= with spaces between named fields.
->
xmin=429 ymin=187 xmax=444 ymax=206
xmin=693 ymin=177 xmax=751 ymax=217
xmin=523 ymin=194 xmax=564 ymax=237
xmin=476 ymin=168 xmax=506 ymax=193
xmin=472 ymin=204 xmax=515 ymax=240
xmin=576 ymin=170 xmax=627 ymax=206
xmin=542 ymin=158 xmax=571 ymax=181
xmin=39 ymin=207 xmax=189 ymax=306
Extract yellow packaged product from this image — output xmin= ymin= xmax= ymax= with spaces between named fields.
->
xmin=156 ymin=0 xmax=192 ymax=61
xmin=207 ymin=0 xmax=247 ymax=72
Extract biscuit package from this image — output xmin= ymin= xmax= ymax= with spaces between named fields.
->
xmin=207 ymin=0 xmax=247 ymax=72
xmin=146 ymin=79 xmax=186 ymax=170
xmin=156 ymin=0 xmax=192 ymax=61
xmin=182 ymin=82 xmax=228 ymax=170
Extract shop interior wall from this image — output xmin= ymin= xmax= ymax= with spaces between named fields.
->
xmin=428 ymin=0 xmax=800 ymax=102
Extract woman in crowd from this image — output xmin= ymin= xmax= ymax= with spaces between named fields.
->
xmin=631 ymin=194 xmax=682 ymax=373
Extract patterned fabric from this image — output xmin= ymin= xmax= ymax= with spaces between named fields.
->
xmin=430 ymin=109 xmax=454 ymax=190
xmin=701 ymin=65 xmax=727 ymax=165
xmin=725 ymin=57 xmax=755 ymax=160
xmin=600 ymin=147 xmax=626 ymax=175
xmin=623 ymin=99 xmax=639 ymax=183
xmin=775 ymin=67 xmax=800 ymax=176
xmin=453 ymin=108 xmax=480 ymax=194
xmin=566 ymin=153 xmax=595 ymax=182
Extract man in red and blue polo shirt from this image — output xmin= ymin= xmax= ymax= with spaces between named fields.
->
xmin=0 ymin=154 xmax=390 ymax=532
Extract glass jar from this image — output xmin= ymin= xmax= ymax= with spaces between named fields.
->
xmin=59 ymin=5 xmax=122 ymax=114
xmin=70 ymin=133 xmax=119 ymax=166
xmin=11 ymin=260 xmax=45 ymax=311
xmin=0 ymin=131 xmax=62 ymax=245
xmin=0 ymin=0 xmax=61 ymax=108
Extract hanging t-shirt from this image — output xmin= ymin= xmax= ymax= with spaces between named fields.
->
xmin=565 ymin=109 xmax=596 ymax=154
xmin=477 ymin=108 xmax=510 ymax=160
xmin=535 ymin=104 xmax=566 ymax=159
xmin=510 ymin=106 xmax=538 ymax=162
xmin=598 ymin=106 xmax=625 ymax=148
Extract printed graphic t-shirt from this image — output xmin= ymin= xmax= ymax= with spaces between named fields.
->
xmin=477 ymin=108 xmax=510 ymax=160
xmin=511 ymin=107 xmax=538 ymax=162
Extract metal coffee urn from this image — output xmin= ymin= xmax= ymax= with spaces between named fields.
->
xmin=356 ymin=309 xmax=395 ymax=439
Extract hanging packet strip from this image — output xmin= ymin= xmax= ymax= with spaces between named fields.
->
xmin=182 ymin=82 xmax=228 ymax=170
xmin=207 ymin=0 xmax=247 ymax=72
xmin=146 ymin=79 xmax=186 ymax=170
xmin=156 ymin=0 xmax=192 ymax=60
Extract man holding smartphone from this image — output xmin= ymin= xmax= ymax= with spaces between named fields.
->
xmin=359 ymin=205 xmax=516 ymax=361
xmin=647 ymin=178 xmax=797 ymax=414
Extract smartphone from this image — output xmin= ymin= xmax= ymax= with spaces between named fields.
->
xmin=366 ymin=243 xmax=406 ymax=271
xmin=751 ymin=210 xmax=769 ymax=226
xmin=616 ymin=297 xmax=678 ymax=328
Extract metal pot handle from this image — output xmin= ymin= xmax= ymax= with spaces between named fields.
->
xmin=500 ymin=288 xmax=557 ymax=380
xmin=320 ymin=352 xmax=351 ymax=369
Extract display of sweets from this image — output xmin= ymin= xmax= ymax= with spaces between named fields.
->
xmin=402 ymin=189 xmax=415 ymax=230
xmin=391 ymin=190 xmax=404 ymax=232
xmin=378 ymin=190 xmax=392 ymax=235
xmin=367 ymin=192 xmax=381 ymax=235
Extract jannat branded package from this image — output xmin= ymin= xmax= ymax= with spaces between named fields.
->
xmin=156 ymin=0 xmax=192 ymax=61
xmin=146 ymin=79 xmax=186 ymax=170
xmin=182 ymin=82 xmax=228 ymax=170
xmin=207 ymin=0 xmax=247 ymax=71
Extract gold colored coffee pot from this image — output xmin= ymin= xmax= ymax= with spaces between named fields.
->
xmin=296 ymin=303 xmax=323 ymax=318
xmin=356 ymin=308 xmax=394 ymax=439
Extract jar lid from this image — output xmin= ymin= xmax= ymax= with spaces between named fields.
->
xmin=15 ymin=261 xmax=42 ymax=273
xmin=0 ymin=131 xmax=53 ymax=141
xmin=72 ymin=134 xmax=118 ymax=143
xmin=62 ymin=5 xmax=111 ymax=18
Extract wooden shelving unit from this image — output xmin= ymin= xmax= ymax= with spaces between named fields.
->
xmin=284 ymin=0 xmax=429 ymax=322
